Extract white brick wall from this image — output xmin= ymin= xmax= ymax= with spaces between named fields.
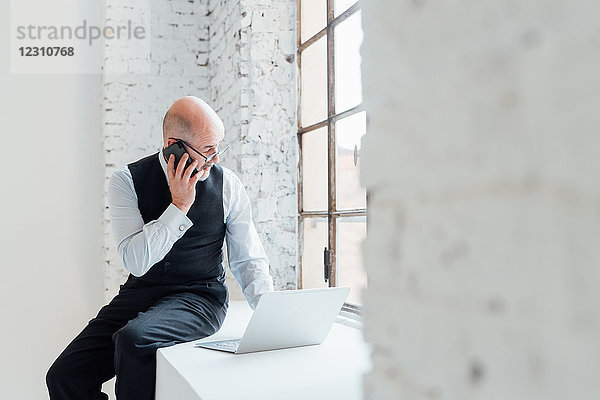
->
xmin=236 ymin=0 xmax=298 ymax=290
xmin=204 ymin=0 xmax=298 ymax=293
xmin=102 ymin=0 xmax=297 ymax=301
xmin=361 ymin=1 xmax=600 ymax=399
xmin=103 ymin=0 xmax=215 ymax=300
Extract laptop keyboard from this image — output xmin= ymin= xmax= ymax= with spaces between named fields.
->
xmin=212 ymin=340 xmax=241 ymax=351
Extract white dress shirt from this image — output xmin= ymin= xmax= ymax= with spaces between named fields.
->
xmin=107 ymin=148 xmax=274 ymax=309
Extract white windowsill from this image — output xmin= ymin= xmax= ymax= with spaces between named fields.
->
xmin=156 ymin=301 xmax=372 ymax=400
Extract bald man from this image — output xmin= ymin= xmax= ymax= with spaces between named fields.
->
xmin=46 ymin=97 xmax=274 ymax=400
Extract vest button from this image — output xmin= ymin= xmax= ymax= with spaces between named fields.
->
xmin=164 ymin=261 xmax=170 ymax=266
xmin=179 ymin=224 xmax=185 ymax=231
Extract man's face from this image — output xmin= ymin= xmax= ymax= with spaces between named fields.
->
xmin=185 ymin=130 xmax=224 ymax=182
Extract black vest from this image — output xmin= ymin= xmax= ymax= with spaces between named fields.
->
xmin=126 ymin=152 xmax=226 ymax=285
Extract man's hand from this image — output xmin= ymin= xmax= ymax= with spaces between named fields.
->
xmin=167 ymin=153 xmax=200 ymax=214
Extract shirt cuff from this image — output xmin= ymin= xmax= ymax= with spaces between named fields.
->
xmin=158 ymin=203 xmax=193 ymax=238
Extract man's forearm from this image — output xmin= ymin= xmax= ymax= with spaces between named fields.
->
xmin=115 ymin=204 xmax=192 ymax=277
xmin=226 ymin=231 xmax=274 ymax=309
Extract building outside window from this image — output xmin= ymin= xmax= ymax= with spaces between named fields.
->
xmin=297 ymin=0 xmax=366 ymax=307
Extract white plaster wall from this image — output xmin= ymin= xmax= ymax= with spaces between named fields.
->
xmin=0 ymin=3 xmax=105 ymax=399
xmin=361 ymin=1 xmax=600 ymax=399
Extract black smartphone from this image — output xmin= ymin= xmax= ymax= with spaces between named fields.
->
xmin=163 ymin=141 xmax=199 ymax=177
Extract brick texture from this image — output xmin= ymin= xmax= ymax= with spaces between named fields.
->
xmin=102 ymin=0 xmax=297 ymax=302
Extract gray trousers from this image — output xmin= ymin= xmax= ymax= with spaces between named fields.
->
xmin=46 ymin=278 xmax=228 ymax=400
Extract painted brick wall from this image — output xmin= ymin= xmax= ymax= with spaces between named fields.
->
xmin=360 ymin=1 xmax=600 ymax=399
xmin=102 ymin=0 xmax=297 ymax=302
xmin=228 ymin=0 xmax=298 ymax=290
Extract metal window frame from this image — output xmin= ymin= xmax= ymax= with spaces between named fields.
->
xmin=296 ymin=0 xmax=365 ymax=303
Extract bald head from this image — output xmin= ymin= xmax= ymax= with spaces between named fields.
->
xmin=162 ymin=96 xmax=224 ymax=146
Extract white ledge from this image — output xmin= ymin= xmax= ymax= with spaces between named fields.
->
xmin=156 ymin=301 xmax=372 ymax=400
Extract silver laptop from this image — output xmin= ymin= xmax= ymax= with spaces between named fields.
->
xmin=195 ymin=287 xmax=350 ymax=354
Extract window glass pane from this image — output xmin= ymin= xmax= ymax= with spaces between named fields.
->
xmin=336 ymin=216 xmax=367 ymax=304
xmin=301 ymin=218 xmax=329 ymax=289
xmin=334 ymin=11 xmax=363 ymax=113
xmin=335 ymin=111 xmax=366 ymax=210
xmin=301 ymin=0 xmax=327 ymax=43
xmin=300 ymin=36 xmax=328 ymax=127
xmin=334 ymin=0 xmax=356 ymax=17
xmin=302 ymin=127 xmax=328 ymax=211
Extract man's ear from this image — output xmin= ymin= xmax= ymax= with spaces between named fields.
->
xmin=165 ymin=138 xmax=177 ymax=148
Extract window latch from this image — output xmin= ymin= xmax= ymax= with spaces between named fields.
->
xmin=323 ymin=247 xmax=331 ymax=283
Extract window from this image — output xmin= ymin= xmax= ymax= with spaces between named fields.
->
xmin=297 ymin=0 xmax=366 ymax=306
